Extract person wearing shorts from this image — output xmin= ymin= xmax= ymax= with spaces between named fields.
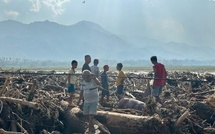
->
xmin=78 ymin=70 xmax=100 ymax=133
xmin=100 ymin=65 xmax=110 ymax=105
xmin=150 ymin=56 xmax=167 ymax=104
xmin=116 ymin=63 xmax=126 ymax=100
xmin=67 ymin=60 xmax=78 ymax=107
xmin=151 ymin=86 xmax=162 ymax=97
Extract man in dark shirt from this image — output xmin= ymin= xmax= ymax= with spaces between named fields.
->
xmin=100 ymin=65 xmax=109 ymax=105
xmin=82 ymin=55 xmax=91 ymax=72
xmin=80 ymin=55 xmax=92 ymax=109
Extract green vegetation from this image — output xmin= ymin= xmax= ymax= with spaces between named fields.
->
xmin=0 ymin=57 xmax=214 ymax=73
xmin=1 ymin=66 xmax=214 ymax=73
xmin=117 ymin=66 xmax=215 ymax=72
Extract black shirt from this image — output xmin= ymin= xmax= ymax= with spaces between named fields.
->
xmin=82 ymin=63 xmax=91 ymax=72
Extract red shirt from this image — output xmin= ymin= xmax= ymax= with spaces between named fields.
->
xmin=153 ymin=63 xmax=166 ymax=86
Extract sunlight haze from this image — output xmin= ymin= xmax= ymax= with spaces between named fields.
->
xmin=1 ymin=0 xmax=215 ymax=47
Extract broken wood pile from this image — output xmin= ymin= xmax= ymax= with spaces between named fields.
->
xmin=0 ymin=70 xmax=214 ymax=134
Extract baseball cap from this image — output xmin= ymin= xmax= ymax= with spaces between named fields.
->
xmin=103 ymin=65 xmax=109 ymax=68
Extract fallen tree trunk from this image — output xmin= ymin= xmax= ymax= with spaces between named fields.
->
xmin=43 ymin=85 xmax=64 ymax=92
xmin=64 ymin=106 xmax=110 ymax=134
xmin=95 ymin=110 xmax=170 ymax=134
xmin=16 ymin=122 xmax=28 ymax=134
xmin=174 ymin=109 xmax=190 ymax=127
xmin=191 ymin=102 xmax=215 ymax=124
xmin=27 ymin=80 xmax=37 ymax=101
xmin=206 ymin=93 xmax=215 ymax=110
xmin=204 ymin=127 xmax=215 ymax=133
xmin=0 ymin=78 xmax=10 ymax=96
xmin=191 ymin=89 xmax=215 ymax=96
xmin=0 ymin=97 xmax=39 ymax=109
xmin=64 ymin=105 xmax=170 ymax=134
xmin=0 ymin=129 xmax=23 ymax=134
xmin=64 ymin=106 xmax=86 ymax=134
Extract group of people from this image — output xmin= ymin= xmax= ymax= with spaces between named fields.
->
xmin=67 ymin=54 xmax=167 ymax=133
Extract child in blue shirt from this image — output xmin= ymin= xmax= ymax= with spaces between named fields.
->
xmin=100 ymin=65 xmax=110 ymax=105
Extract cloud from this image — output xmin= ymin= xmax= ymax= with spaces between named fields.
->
xmin=42 ymin=0 xmax=70 ymax=15
xmin=2 ymin=0 xmax=10 ymax=3
xmin=28 ymin=0 xmax=70 ymax=15
xmin=29 ymin=0 xmax=41 ymax=12
xmin=4 ymin=10 xmax=19 ymax=18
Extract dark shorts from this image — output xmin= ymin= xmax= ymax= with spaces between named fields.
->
xmin=68 ymin=84 xmax=75 ymax=93
xmin=151 ymin=86 xmax=162 ymax=96
xmin=116 ymin=85 xmax=124 ymax=95
xmin=102 ymin=90 xmax=110 ymax=97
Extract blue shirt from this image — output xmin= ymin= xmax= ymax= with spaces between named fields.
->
xmin=101 ymin=71 xmax=109 ymax=89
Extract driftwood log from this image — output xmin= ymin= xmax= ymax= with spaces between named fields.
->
xmin=0 ymin=70 xmax=214 ymax=133
xmin=0 ymin=78 xmax=10 ymax=96
xmin=27 ymin=80 xmax=36 ymax=101
xmin=95 ymin=111 xmax=170 ymax=134
xmin=174 ymin=109 xmax=190 ymax=127
xmin=64 ymin=106 xmax=170 ymax=134
xmin=0 ymin=129 xmax=24 ymax=134
xmin=63 ymin=106 xmax=110 ymax=134
xmin=0 ymin=97 xmax=39 ymax=109
xmin=191 ymin=102 xmax=215 ymax=124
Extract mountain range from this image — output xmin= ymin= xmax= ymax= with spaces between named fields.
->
xmin=0 ymin=20 xmax=214 ymax=61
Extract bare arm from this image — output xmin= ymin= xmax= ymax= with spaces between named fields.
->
xmin=153 ymin=67 xmax=158 ymax=78
xmin=95 ymin=70 xmax=99 ymax=78
xmin=78 ymin=90 xmax=83 ymax=105
xmin=164 ymin=68 xmax=167 ymax=78
xmin=120 ymin=78 xmax=125 ymax=85
xmin=91 ymin=74 xmax=100 ymax=85
xmin=67 ymin=74 xmax=71 ymax=85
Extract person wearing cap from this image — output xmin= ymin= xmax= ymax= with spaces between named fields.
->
xmin=100 ymin=65 xmax=110 ymax=105
xmin=78 ymin=70 xmax=100 ymax=133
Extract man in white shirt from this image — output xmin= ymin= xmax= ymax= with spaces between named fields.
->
xmin=78 ymin=70 xmax=100 ymax=133
xmin=91 ymin=59 xmax=99 ymax=77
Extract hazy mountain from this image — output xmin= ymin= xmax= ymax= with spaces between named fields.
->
xmin=0 ymin=20 xmax=214 ymax=61
xmin=120 ymin=35 xmax=215 ymax=60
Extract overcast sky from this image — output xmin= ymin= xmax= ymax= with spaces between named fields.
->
xmin=0 ymin=0 xmax=215 ymax=48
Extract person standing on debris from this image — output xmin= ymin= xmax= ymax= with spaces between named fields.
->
xmin=100 ymin=65 xmax=110 ymax=105
xmin=150 ymin=56 xmax=167 ymax=104
xmin=116 ymin=63 xmax=126 ymax=100
xmin=78 ymin=70 xmax=100 ymax=133
xmin=91 ymin=59 xmax=99 ymax=77
xmin=82 ymin=55 xmax=91 ymax=72
xmin=67 ymin=60 xmax=78 ymax=107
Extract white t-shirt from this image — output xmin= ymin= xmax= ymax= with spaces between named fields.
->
xmin=81 ymin=79 xmax=99 ymax=103
xmin=68 ymin=69 xmax=76 ymax=84
xmin=91 ymin=65 xmax=99 ymax=76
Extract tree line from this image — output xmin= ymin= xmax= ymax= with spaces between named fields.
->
xmin=0 ymin=57 xmax=215 ymax=68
